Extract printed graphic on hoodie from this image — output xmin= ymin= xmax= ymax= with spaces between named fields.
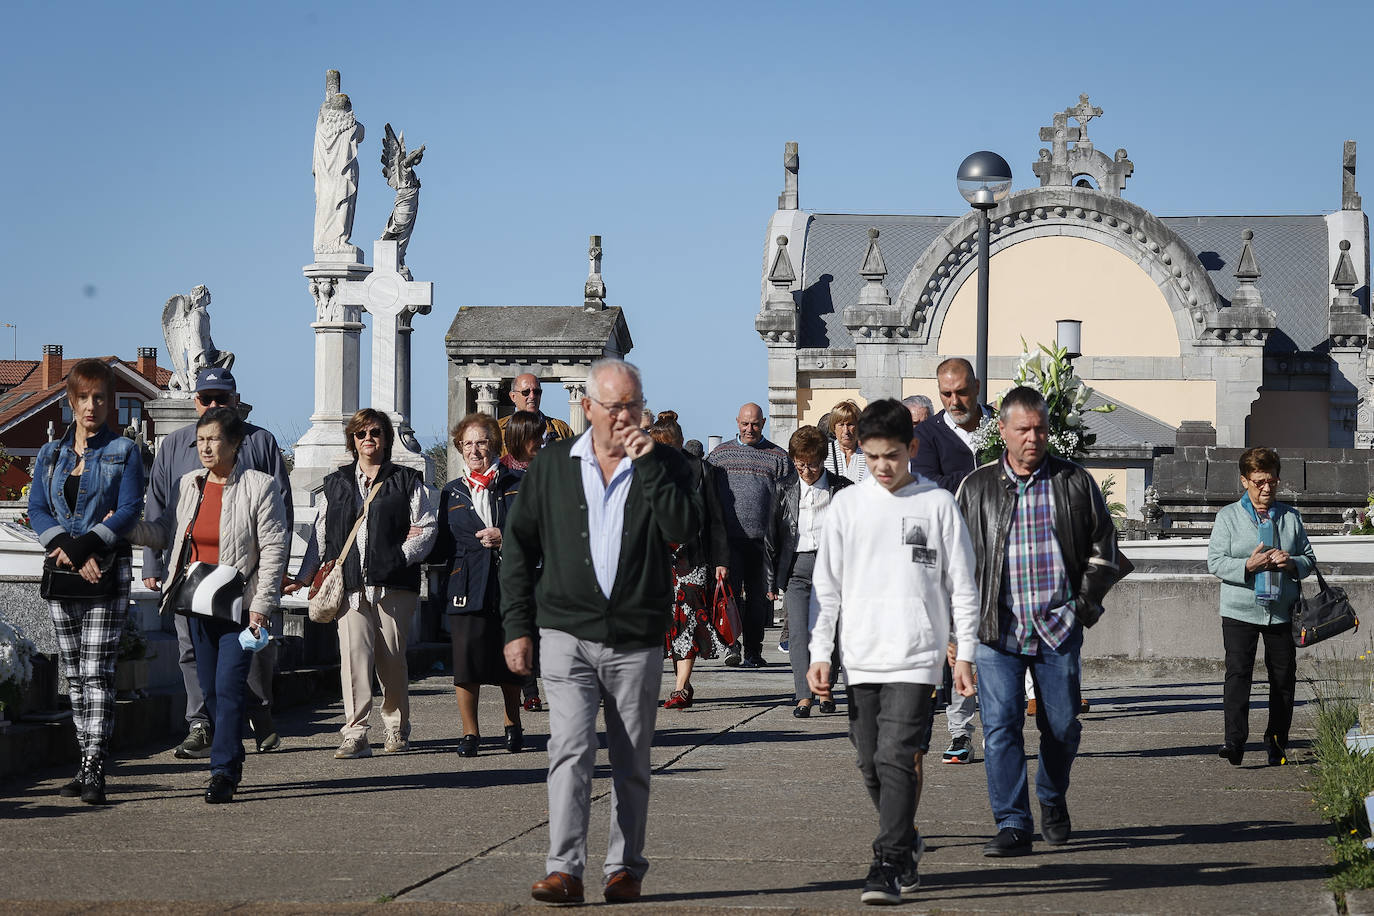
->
xmin=902 ymin=516 xmax=937 ymax=567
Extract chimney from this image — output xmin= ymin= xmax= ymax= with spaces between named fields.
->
xmin=136 ymin=347 xmax=159 ymax=383
xmin=41 ymin=344 xmax=63 ymax=387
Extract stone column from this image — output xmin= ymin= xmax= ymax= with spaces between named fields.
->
xmin=471 ymin=378 xmax=501 ymax=418
xmin=564 ymin=379 xmax=588 ymax=434
xmin=293 ymin=264 xmax=369 ymax=494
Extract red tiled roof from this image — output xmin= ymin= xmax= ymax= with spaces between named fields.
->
xmin=0 ymin=355 xmax=171 ymax=430
xmin=0 ymin=360 xmax=38 ymax=387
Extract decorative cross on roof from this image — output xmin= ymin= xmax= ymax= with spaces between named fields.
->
xmin=1069 ymin=94 xmax=1102 ymax=141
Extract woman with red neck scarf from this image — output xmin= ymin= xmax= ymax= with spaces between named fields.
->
xmin=432 ymin=412 xmax=525 ymax=757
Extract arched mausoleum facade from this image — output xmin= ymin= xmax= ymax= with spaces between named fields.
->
xmin=755 ymin=98 xmax=1372 ymax=499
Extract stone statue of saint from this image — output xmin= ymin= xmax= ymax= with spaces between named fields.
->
xmin=313 ymin=70 xmax=365 ymax=258
xmin=162 ymin=285 xmax=234 ymax=394
xmin=380 ymin=123 xmax=424 ymax=271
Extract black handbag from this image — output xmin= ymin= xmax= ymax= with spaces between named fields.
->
xmin=160 ymin=474 xmax=249 ymax=626
xmin=1292 ymin=564 xmax=1359 ymax=648
xmin=40 ymin=550 xmax=119 ymax=600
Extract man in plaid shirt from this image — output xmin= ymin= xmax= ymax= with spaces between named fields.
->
xmin=955 ymin=386 xmax=1126 ymax=858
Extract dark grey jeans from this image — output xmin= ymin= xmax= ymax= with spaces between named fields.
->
xmin=784 ymin=551 xmax=838 ymax=702
xmin=848 ymin=681 xmax=934 ymax=862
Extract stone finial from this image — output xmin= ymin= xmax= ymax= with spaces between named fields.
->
xmin=1333 ymin=239 xmax=1359 ymax=294
xmin=1230 ymin=229 xmax=1263 ymax=308
xmin=858 ymin=228 xmax=891 ymax=308
xmin=778 ymin=141 xmax=800 ymax=210
xmin=757 ymin=234 xmax=799 ymax=343
xmin=1328 ymin=239 xmax=1366 ymax=347
xmin=584 ymin=234 xmax=606 ymax=311
xmin=768 ymin=235 xmax=796 ymax=288
xmin=1344 ymin=140 xmax=1362 ymax=210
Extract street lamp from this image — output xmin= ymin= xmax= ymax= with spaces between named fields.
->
xmin=957 ymin=151 xmax=1013 ymax=388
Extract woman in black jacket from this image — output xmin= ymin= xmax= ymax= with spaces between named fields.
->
xmin=432 ymin=412 xmax=525 ymax=757
xmin=653 ymin=412 xmax=730 ymax=710
xmin=765 ymin=425 xmax=852 ymax=717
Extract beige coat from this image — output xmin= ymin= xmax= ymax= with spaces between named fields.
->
xmin=132 ymin=466 xmax=288 ymax=616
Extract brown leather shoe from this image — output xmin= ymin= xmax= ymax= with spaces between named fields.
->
xmin=603 ymin=868 xmax=642 ymax=903
xmin=531 ymin=871 xmax=584 ymax=905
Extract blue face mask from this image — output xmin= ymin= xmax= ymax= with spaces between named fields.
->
xmin=238 ymin=625 xmax=270 ymax=653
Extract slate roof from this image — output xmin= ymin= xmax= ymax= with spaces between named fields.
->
xmin=1160 ymin=215 xmax=1333 ymax=353
xmin=1081 ymin=391 xmax=1176 ymax=448
xmin=794 ymin=211 xmax=1342 ymax=353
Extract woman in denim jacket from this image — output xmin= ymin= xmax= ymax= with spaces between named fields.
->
xmin=27 ymin=359 xmax=144 ymax=804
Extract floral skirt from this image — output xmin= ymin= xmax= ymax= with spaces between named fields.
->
xmin=666 ymin=556 xmax=729 ymax=661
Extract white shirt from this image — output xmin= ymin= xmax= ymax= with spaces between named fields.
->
xmin=944 ymin=407 xmax=991 ymax=456
xmin=570 ymin=431 xmax=634 ymax=599
xmin=795 ymin=471 xmax=833 ymax=553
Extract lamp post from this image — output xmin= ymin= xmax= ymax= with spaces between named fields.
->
xmin=957 ymin=151 xmax=1013 ymax=388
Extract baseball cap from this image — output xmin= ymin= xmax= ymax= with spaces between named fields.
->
xmin=195 ymin=367 xmax=237 ymax=393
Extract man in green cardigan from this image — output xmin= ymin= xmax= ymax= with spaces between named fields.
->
xmin=501 ymin=358 xmax=702 ymax=906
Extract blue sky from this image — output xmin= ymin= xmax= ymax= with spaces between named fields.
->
xmin=2 ymin=0 xmax=1371 ymax=452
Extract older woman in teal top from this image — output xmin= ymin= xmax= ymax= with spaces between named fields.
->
xmin=1206 ymin=447 xmax=1315 ymax=768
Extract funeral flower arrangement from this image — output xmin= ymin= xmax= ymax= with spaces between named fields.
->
xmin=0 ymin=618 xmax=36 ymax=714
xmin=971 ymin=340 xmax=1117 ymax=466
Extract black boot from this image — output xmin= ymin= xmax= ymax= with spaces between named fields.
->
xmin=248 ymin=706 xmax=280 ymax=753
xmin=80 ymin=754 xmax=106 ymax=805
xmin=59 ymin=757 xmax=89 ymax=797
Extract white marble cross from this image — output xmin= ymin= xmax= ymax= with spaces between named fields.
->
xmin=333 ymin=239 xmax=433 ymax=421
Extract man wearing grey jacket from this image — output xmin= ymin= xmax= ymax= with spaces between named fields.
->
xmin=142 ymin=368 xmax=292 ymax=758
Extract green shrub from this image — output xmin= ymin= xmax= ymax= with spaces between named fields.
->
xmin=1307 ymin=693 xmax=1374 ymax=891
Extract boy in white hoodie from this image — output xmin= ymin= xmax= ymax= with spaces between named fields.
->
xmin=808 ymin=398 xmax=980 ymax=905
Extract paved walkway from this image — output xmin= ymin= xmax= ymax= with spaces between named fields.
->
xmin=0 ymin=647 xmax=1337 ymax=914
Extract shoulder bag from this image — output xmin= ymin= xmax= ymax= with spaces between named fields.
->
xmin=162 ymin=475 xmax=250 ymax=625
xmin=1292 ymin=563 xmax=1359 ymax=648
xmin=308 ymin=480 xmax=382 ymax=624
xmin=38 ymin=451 xmax=119 ymax=601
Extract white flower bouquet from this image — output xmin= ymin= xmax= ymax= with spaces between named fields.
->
xmin=0 ymin=618 xmax=37 ymax=714
xmin=974 ymin=339 xmax=1117 ymax=465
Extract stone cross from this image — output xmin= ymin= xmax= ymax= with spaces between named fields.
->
xmin=1069 ymin=94 xmax=1102 ymax=141
xmin=334 ymin=239 xmax=433 ymax=426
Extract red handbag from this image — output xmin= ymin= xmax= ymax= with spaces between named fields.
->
xmin=712 ymin=575 xmax=742 ymax=646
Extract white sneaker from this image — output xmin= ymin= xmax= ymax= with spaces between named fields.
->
xmin=383 ymin=727 xmax=409 ymax=754
xmin=334 ymin=735 xmax=372 ymax=759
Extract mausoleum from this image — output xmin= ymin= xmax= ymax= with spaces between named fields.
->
xmin=755 ymin=96 xmax=1372 ymax=515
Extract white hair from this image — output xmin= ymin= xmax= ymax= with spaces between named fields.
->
xmin=902 ymin=394 xmax=934 ymax=413
xmin=585 ymin=358 xmax=643 ymax=402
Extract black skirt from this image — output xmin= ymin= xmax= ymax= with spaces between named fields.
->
xmin=450 ymin=607 xmax=521 ymax=686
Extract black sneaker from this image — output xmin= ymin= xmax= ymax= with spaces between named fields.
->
xmin=860 ymin=858 xmax=901 ymax=905
xmin=1040 ymin=802 xmax=1071 ymax=845
xmin=899 ymin=833 xmax=925 ymax=894
xmin=1265 ymin=734 xmax=1286 ymax=766
xmin=723 ymin=645 xmax=742 ymax=667
xmin=942 ymin=734 xmax=973 ymax=764
xmin=982 ymin=826 xmax=1032 ymax=857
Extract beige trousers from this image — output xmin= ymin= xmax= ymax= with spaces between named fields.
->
xmin=337 ymin=588 xmax=415 ymax=739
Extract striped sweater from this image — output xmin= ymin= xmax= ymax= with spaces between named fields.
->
xmin=707 ymin=437 xmax=792 ymax=540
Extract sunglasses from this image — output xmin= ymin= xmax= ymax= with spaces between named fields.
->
xmin=354 ymin=428 xmax=384 ymax=441
xmin=516 ymin=387 xmax=543 ymax=396
xmin=197 ymin=391 xmax=233 ymax=406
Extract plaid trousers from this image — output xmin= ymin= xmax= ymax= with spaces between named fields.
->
xmin=48 ymin=557 xmax=132 ymax=758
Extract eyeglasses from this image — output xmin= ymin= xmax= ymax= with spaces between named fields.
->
xmin=197 ymin=392 xmax=233 ymax=406
xmin=589 ymin=397 xmax=644 ymax=417
xmin=1245 ymin=477 xmax=1279 ymax=490
xmin=354 ymin=428 xmax=384 ymax=441
xmin=794 ymin=461 xmax=822 ymax=472
xmin=515 ymin=387 xmax=542 ymax=397
xmin=459 ymin=439 xmax=492 ymax=451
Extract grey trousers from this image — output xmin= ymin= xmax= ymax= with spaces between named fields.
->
xmin=540 ymin=627 xmax=661 ymax=882
xmin=176 ymin=610 xmax=277 ymax=728
xmin=947 ymin=681 xmax=977 ymax=739
xmin=784 ymin=551 xmax=838 ymax=702
xmin=849 ymin=681 xmax=933 ymax=862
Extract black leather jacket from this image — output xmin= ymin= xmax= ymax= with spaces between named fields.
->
xmin=956 ymin=454 xmax=1126 ymax=643
xmin=763 ymin=471 xmax=853 ymax=593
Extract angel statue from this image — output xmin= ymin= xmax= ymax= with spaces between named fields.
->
xmin=380 ymin=122 xmax=425 ymax=272
xmin=162 ymin=285 xmax=234 ymax=394
xmin=312 ymin=70 xmax=365 ymax=259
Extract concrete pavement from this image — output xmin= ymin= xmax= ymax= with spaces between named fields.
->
xmin=0 ymin=647 xmax=1338 ymax=914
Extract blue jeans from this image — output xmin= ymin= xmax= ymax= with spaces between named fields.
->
xmin=975 ymin=626 xmax=1083 ymax=832
xmin=189 ymin=616 xmax=253 ymax=782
